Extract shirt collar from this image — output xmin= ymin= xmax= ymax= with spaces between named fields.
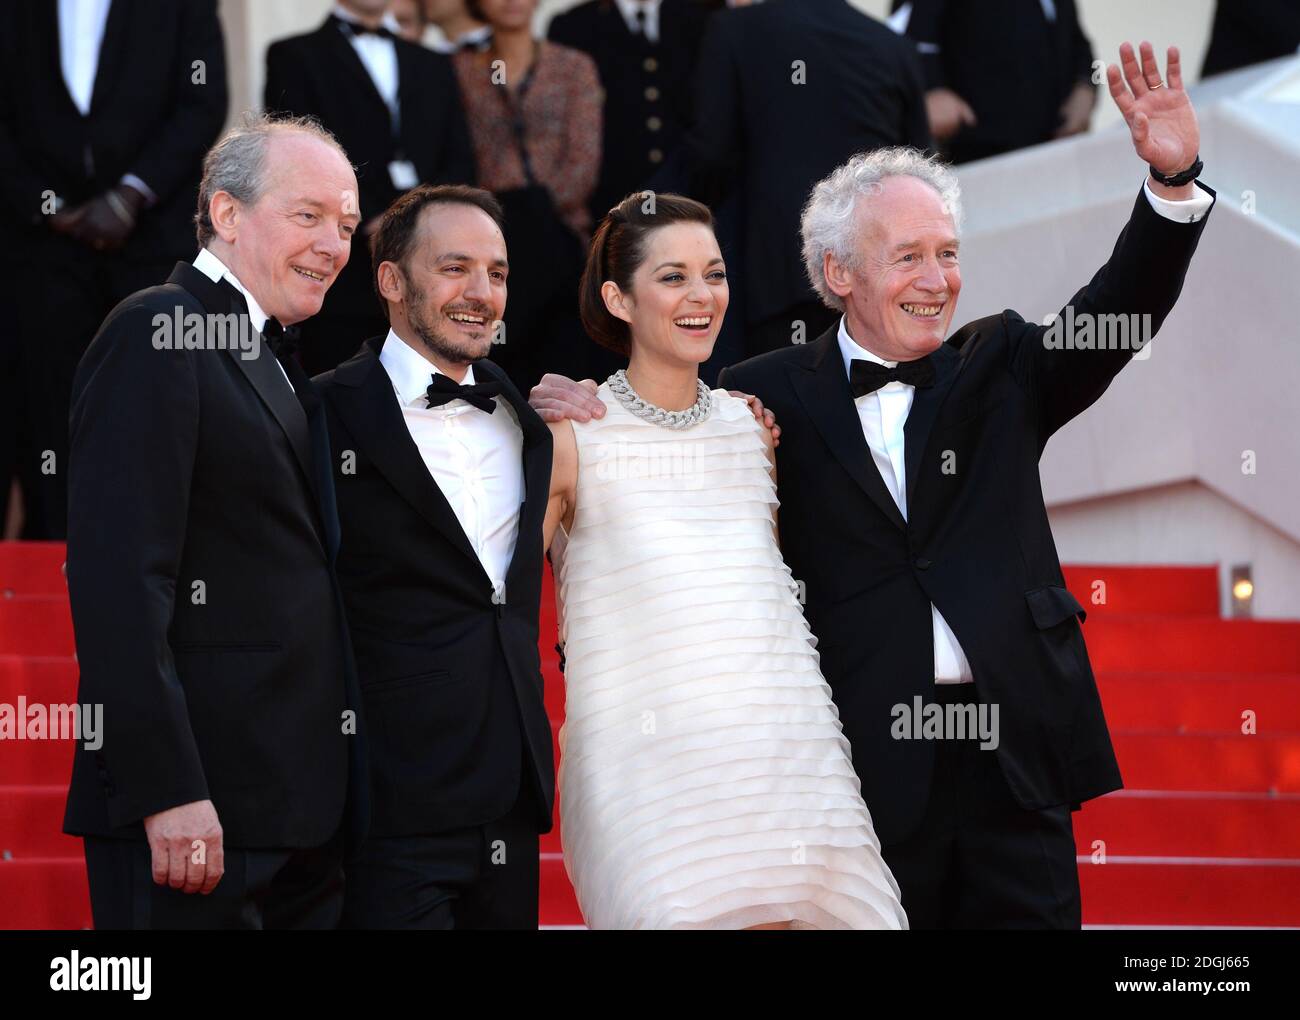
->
xmin=378 ymin=328 xmax=477 ymax=407
xmin=615 ymin=0 xmax=660 ymax=37
xmin=193 ymin=247 xmax=270 ymax=333
xmin=331 ymin=3 xmax=402 ymax=36
xmin=837 ymin=314 xmax=898 ymax=380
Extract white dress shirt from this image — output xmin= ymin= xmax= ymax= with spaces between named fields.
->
xmin=378 ymin=330 xmax=524 ymax=597
xmin=57 ymin=0 xmax=155 ymax=203
xmin=192 ymin=247 xmax=292 ymax=389
xmin=616 ymin=0 xmax=661 ymax=44
xmin=835 ymin=178 xmax=1214 ymax=682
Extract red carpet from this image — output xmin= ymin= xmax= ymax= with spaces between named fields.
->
xmin=2 ymin=547 xmax=1296 ymax=928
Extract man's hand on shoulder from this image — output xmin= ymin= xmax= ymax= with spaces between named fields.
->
xmin=729 ymin=390 xmax=781 ymax=449
xmin=529 ymin=373 xmax=607 ymax=423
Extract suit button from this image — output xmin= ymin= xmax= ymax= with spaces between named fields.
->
xmin=647 ymin=116 xmax=662 ymax=131
xmin=915 ymin=557 xmax=932 ymax=570
xmin=648 ymin=148 xmax=664 ymax=164
xmin=644 ymin=86 xmax=660 ymax=102
xmin=643 ymin=56 xmax=658 ymax=73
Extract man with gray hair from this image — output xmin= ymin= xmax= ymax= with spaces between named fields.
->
xmin=63 ymin=114 xmax=368 ymax=928
xmin=533 ymin=42 xmax=1213 ymax=927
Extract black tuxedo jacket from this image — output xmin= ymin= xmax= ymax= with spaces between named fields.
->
xmin=689 ymin=0 xmax=930 ymax=327
xmin=720 ymin=185 xmax=1214 ymax=845
xmin=0 ymin=0 xmax=228 ymax=260
xmin=264 ymin=16 xmax=475 ymax=321
xmin=64 ymin=262 xmax=366 ymax=850
xmin=894 ymin=0 xmax=1096 ymax=164
xmin=547 ymin=0 xmax=713 ymax=220
xmin=314 ymin=340 xmax=555 ymax=837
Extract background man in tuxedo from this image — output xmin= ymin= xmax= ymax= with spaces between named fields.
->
xmin=264 ymin=0 xmax=476 ymax=375
xmin=891 ymin=0 xmax=1098 ymax=164
xmin=64 ymin=116 xmax=366 ymax=929
xmin=0 ymin=0 xmax=227 ymax=538
xmin=687 ymin=0 xmax=931 ymax=359
xmin=314 ymin=185 xmax=555 ymax=929
xmin=531 ymin=42 xmax=1213 ymax=928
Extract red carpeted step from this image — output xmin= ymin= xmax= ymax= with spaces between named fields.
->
xmin=539 ymin=853 xmax=583 ymax=927
xmin=1096 ymin=672 xmax=1300 ymax=733
xmin=0 ymin=542 xmax=68 ymax=598
xmin=0 ymin=859 xmax=91 ymax=930
xmin=1079 ymin=861 xmax=1300 ymax=927
xmin=1084 ymin=618 xmax=1300 ymax=674
xmin=0 ymin=655 xmax=79 ymax=706
xmin=0 ymin=732 xmax=76 ymax=785
xmin=1111 ymin=732 xmax=1300 ymax=793
xmin=0 ymin=785 xmax=81 ymax=859
xmin=1074 ymin=792 xmax=1300 ymax=859
xmin=1063 ymin=564 xmax=1219 ymax=618
xmin=0 ymin=597 xmax=75 ymax=658
xmin=539 ymin=559 xmax=566 ymax=722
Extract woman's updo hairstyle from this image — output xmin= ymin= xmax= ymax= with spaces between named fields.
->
xmin=579 ymin=191 xmax=715 ymax=356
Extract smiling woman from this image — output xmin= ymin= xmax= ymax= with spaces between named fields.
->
xmin=540 ymin=192 xmax=908 ymax=930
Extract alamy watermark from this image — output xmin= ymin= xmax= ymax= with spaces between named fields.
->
xmin=891 ymin=695 xmax=1000 ymax=750
xmin=152 ymin=307 xmax=261 ymax=360
xmin=1042 ymin=306 xmax=1154 ymax=360
xmin=0 ymin=698 xmax=102 ymax=749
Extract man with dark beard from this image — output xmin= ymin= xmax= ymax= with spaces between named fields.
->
xmin=312 ymin=185 xmax=556 ymax=928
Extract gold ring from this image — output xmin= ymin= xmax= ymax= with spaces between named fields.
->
xmin=1149 ymin=80 xmax=1165 ymax=89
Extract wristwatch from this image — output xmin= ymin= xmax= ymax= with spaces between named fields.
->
xmin=1149 ymin=155 xmax=1203 ymax=187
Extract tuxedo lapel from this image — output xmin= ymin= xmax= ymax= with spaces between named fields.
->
xmin=164 ymin=265 xmax=318 ymax=506
xmin=903 ymin=341 xmax=963 ymax=508
xmin=39 ymin=2 xmax=76 ymax=116
xmin=89 ymin=0 xmax=131 ymax=115
xmin=394 ymin=40 xmax=420 ymax=149
xmin=789 ymin=329 xmax=907 ymax=532
xmin=475 ymin=359 xmax=552 ymax=587
xmin=331 ymin=343 xmax=489 ymax=582
xmin=320 ymin=17 xmax=393 ymax=125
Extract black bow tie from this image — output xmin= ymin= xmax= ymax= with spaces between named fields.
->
xmin=850 ymin=356 xmax=936 ymax=397
xmin=425 ymin=373 xmax=503 ymax=414
xmin=337 ymin=17 xmax=394 ymax=40
xmin=262 ymin=317 xmax=300 ymax=361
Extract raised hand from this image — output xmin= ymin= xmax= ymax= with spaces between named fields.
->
xmin=1106 ymin=41 xmax=1200 ymax=176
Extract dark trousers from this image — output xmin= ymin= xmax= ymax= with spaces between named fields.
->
xmin=83 ymin=829 xmax=345 ymax=930
xmin=881 ymin=684 xmax=1082 ymax=929
xmin=342 ymin=769 xmax=540 ymax=930
xmin=15 ymin=236 xmax=177 ymax=538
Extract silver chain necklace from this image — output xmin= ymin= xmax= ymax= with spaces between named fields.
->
xmin=607 ymin=369 xmax=712 ymax=430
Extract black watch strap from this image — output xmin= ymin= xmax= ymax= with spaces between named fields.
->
xmin=1149 ymin=155 xmax=1203 ymax=187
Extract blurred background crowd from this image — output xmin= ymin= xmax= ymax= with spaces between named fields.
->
xmin=1 ymin=0 xmax=1297 ymax=541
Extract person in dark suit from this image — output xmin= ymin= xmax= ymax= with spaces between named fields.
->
xmin=891 ymin=0 xmax=1099 ymax=165
xmin=1200 ymin=0 xmax=1300 ymax=78
xmin=0 ymin=0 xmax=227 ymax=539
xmin=687 ymin=0 xmax=931 ymax=358
xmin=547 ymin=0 xmax=715 ymax=224
xmin=64 ymin=117 xmax=367 ymax=929
xmin=264 ymin=0 xmax=476 ymax=375
xmin=530 ymin=43 xmax=1213 ymax=927
xmin=314 ymin=185 xmax=555 ymax=929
